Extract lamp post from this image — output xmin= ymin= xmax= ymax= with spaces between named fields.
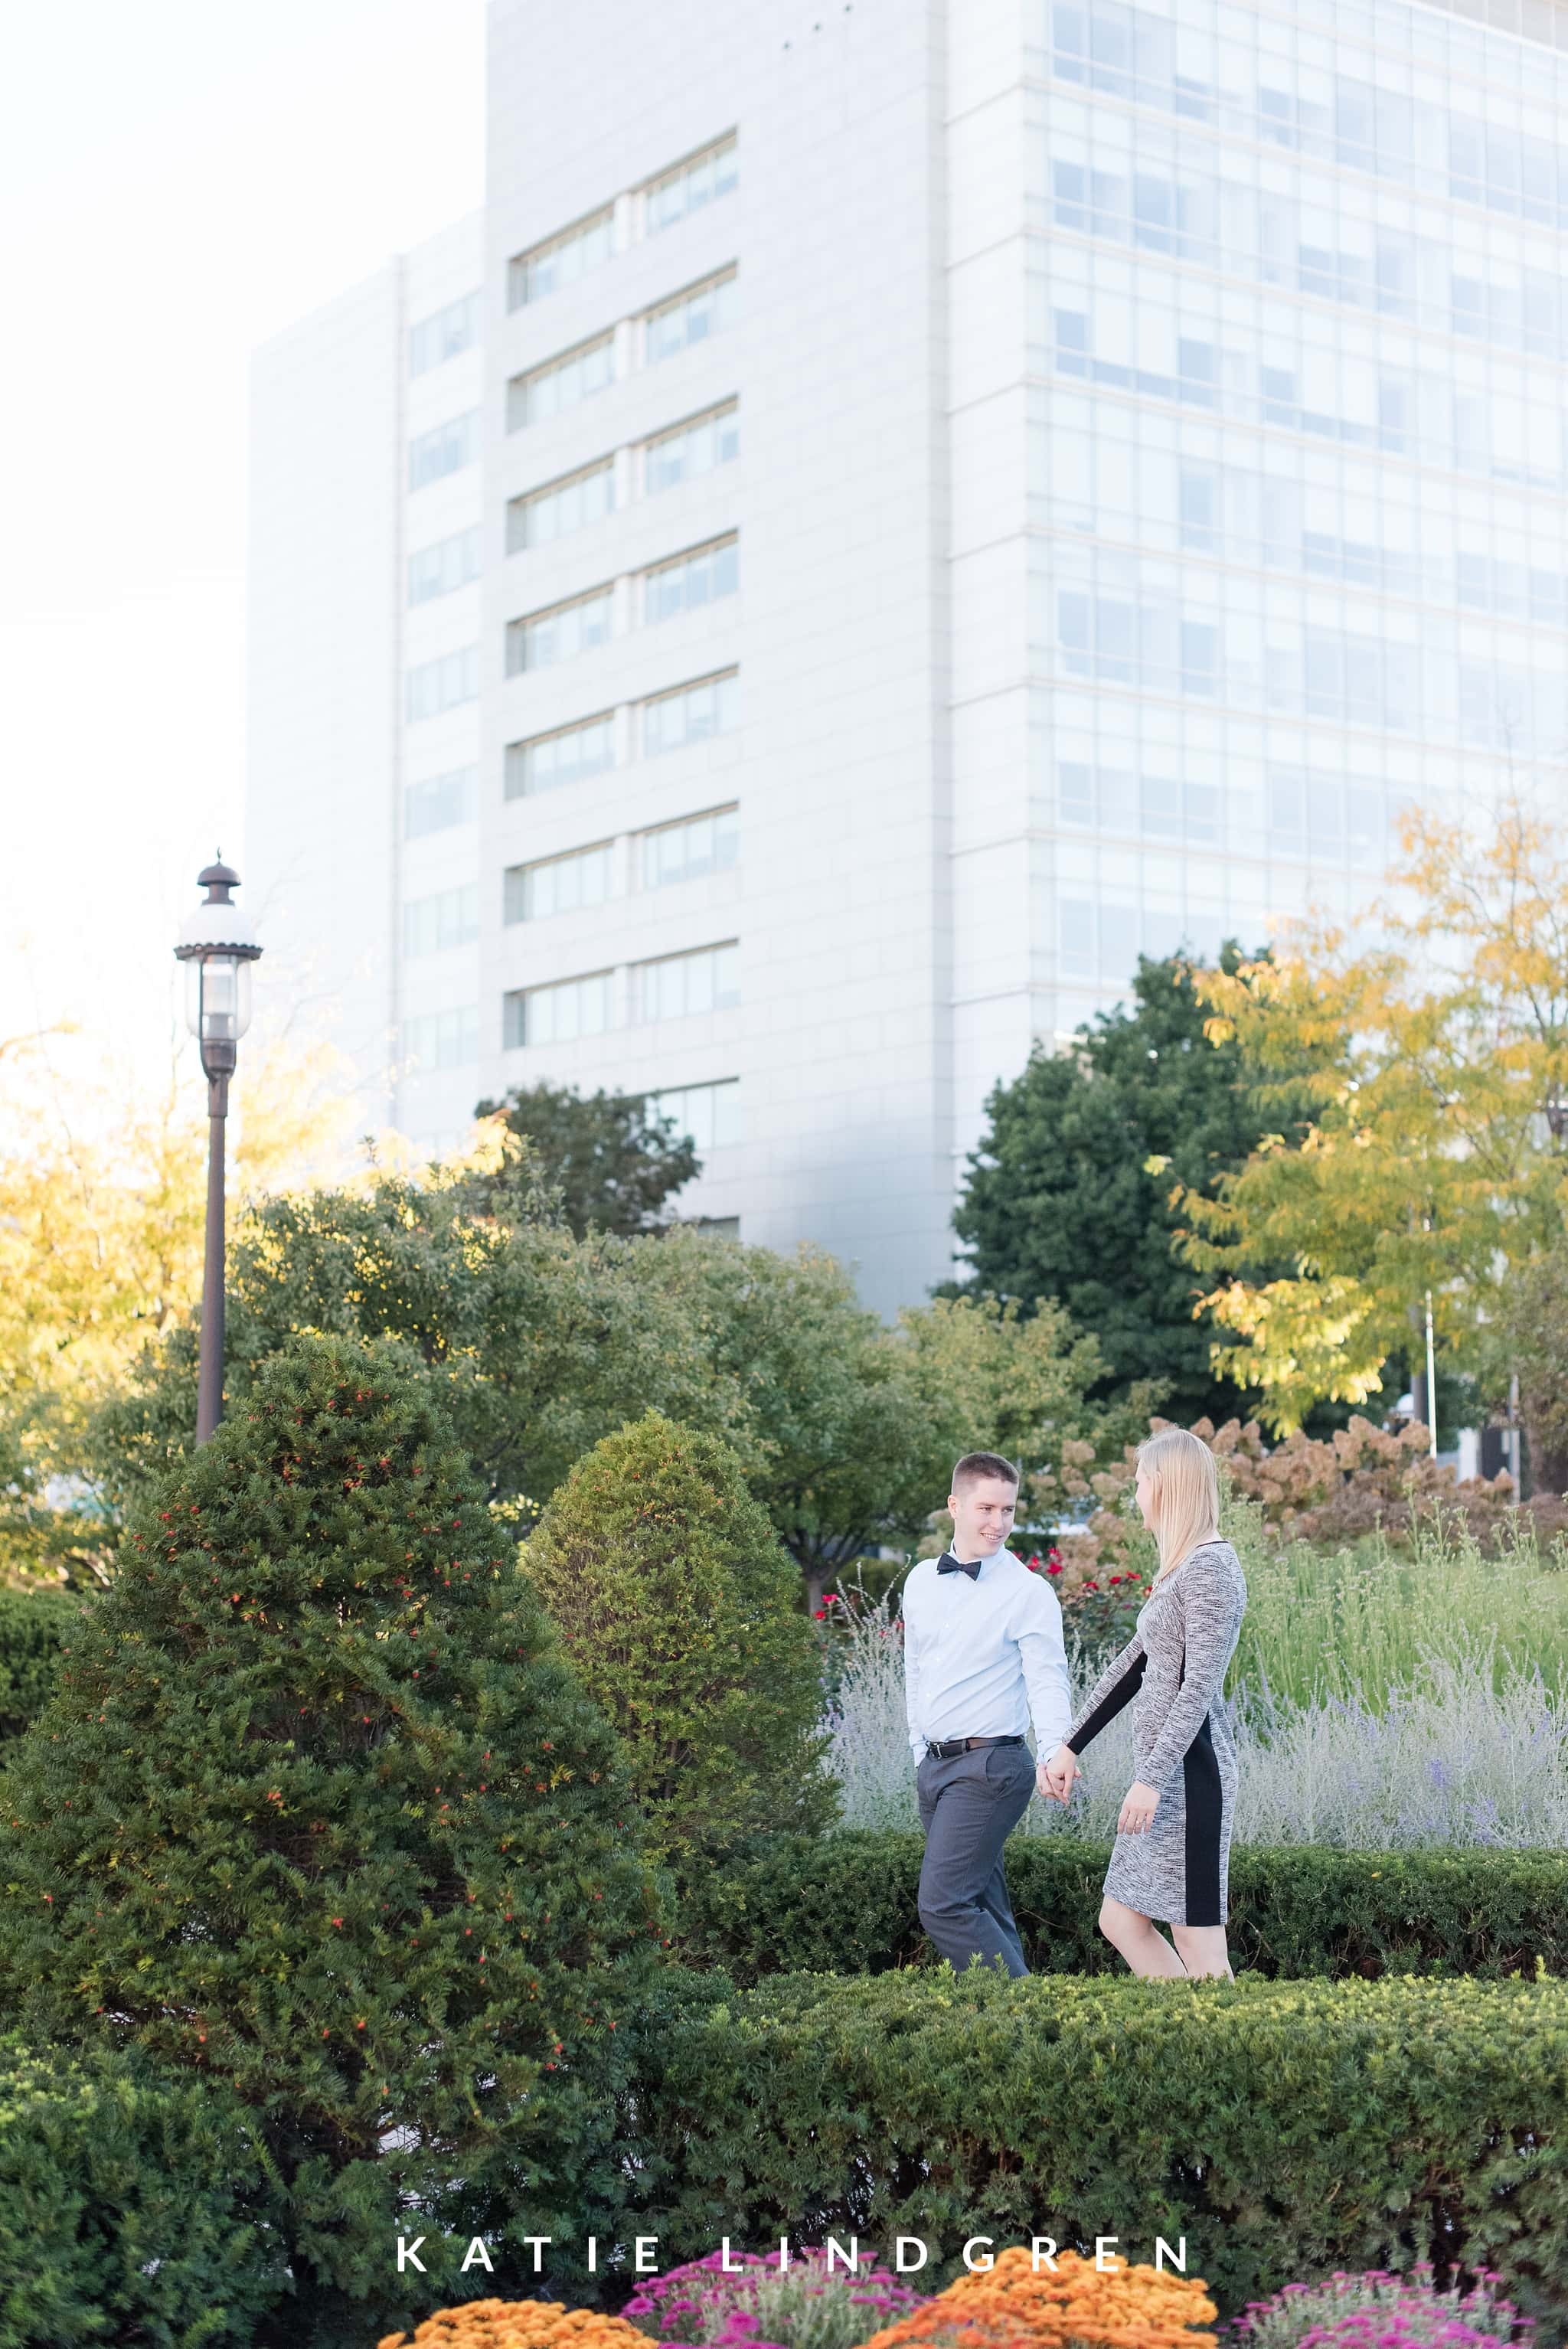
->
xmin=175 ymin=858 xmax=262 ymax=1443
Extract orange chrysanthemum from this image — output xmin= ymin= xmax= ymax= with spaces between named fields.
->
xmin=378 ymin=2300 xmax=653 ymax=2349
xmin=857 ymin=2246 xmax=1217 ymax=2349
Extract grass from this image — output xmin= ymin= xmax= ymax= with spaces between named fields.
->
xmin=1227 ymin=1491 xmax=1568 ymax=1711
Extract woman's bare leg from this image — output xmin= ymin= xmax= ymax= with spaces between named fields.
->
xmin=1099 ymin=1895 xmax=1188 ymax=1978
xmin=1170 ymin=1921 xmax=1234 ymax=1980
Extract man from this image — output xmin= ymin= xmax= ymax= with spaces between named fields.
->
xmin=903 ymin=1450 xmax=1072 ymax=1978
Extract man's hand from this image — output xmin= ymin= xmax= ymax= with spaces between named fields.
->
xmin=1039 ymin=1743 xmax=1080 ymax=1804
xmin=1116 ymin=1779 xmax=1161 ymax=1834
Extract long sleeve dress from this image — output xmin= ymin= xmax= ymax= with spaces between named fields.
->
xmin=1062 ymin=1537 xmax=1247 ymax=1928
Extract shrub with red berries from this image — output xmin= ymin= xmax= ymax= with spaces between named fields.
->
xmin=0 ymin=1334 xmax=666 ymax=2341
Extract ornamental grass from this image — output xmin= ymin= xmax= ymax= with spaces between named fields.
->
xmin=378 ymin=2301 xmax=653 ymax=2349
xmin=622 ymin=2243 xmax=927 ymax=2349
xmin=857 ymin=2246 xmax=1217 ymax=2349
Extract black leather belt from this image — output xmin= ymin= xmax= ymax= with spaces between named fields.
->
xmin=925 ymin=1733 xmax=1027 ymax=1759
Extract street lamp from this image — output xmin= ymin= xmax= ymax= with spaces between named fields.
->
xmin=174 ymin=857 xmax=263 ymax=1443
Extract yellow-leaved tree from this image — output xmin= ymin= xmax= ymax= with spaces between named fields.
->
xmin=0 ymin=1024 xmax=364 ymax=1581
xmin=1175 ymin=798 xmax=1568 ymax=1433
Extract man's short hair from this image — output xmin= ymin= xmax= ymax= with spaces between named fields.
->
xmin=951 ymin=1450 xmax=1021 ymax=1494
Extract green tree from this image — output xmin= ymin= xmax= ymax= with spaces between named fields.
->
xmin=523 ymin=1413 xmax=840 ymax=1870
xmin=93 ymin=1152 xmax=1140 ymax=1614
xmin=472 ymin=1080 xmax=701 ymax=1237
xmin=0 ymin=1333 xmax=665 ymax=2343
xmin=895 ymin=1292 xmax=1160 ymax=1533
xmin=639 ymin=1233 xmax=936 ymax=1597
xmin=951 ymin=949 xmax=1272 ymax=1423
xmin=90 ymin=1150 xmax=743 ymax=1531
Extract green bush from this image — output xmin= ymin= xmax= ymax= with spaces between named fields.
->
xmin=523 ymin=1414 xmax=841 ymax=1870
xmin=0 ymin=1586 xmax=80 ymax=1743
xmin=631 ymin=1966 xmax=1568 ymax=2334
xmin=672 ymin=1829 xmax=1568 ymax=1984
xmin=0 ymin=2030 xmax=288 ymax=2347
xmin=0 ymin=1334 xmax=667 ymax=2347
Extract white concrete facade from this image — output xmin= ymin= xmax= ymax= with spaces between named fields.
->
xmin=248 ymin=0 xmax=1568 ymax=1317
xmin=248 ymin=215 xmax=485 ymax=1144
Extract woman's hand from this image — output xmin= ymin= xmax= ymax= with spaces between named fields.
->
xmin=1117 ymin=1779 xmax=1161 ymax=1834
xmin=1040 ymin=1743 xmax=1081 ymax=1804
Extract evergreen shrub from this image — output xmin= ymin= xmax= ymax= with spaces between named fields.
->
xmin=0 ymin=1586 xmax=79 ymax=1743
xmin=0 ymin=1334 xmax=665 ymax=2346
xmin=635 ymin=1968 xmax=1568 ymax=2331
xmin=0 ymin=2028 xmax=288 ymax=2347
xmin=523 ymin=1413 xmax=839 ymax=1868
xmin=672 ymin=1830 xmax=1568 ymax=1984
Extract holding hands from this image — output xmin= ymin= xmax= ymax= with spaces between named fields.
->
xmin=1039 ymin=1743 xmax=1080 ymax=1803
xmin=1038 ymin=1744 xmax=1161 ymax=1836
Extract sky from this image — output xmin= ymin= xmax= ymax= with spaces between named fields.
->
xmin=0 ymin=0 xmax=485 ymax=1102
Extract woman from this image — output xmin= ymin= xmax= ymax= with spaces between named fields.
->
xmin=1040 ymin=1429 xmax=1247 ymax=1981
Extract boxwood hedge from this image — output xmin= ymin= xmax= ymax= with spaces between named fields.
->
xmin=626 ymin=1964 xmax=1568 ymax=2337
xmin=673 ymin=1829 xmax=1568 ymax=1983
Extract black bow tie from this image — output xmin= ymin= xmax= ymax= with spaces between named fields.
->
xmin=936 ymin=1552 xmax=982 ymax=1580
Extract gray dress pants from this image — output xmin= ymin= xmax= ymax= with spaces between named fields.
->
xmin=915 ymin=1740 xmax=1037 ymax=1978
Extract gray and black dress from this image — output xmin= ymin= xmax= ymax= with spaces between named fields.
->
xmin=1062 ymin=1537 xmax=1247 ymax=1927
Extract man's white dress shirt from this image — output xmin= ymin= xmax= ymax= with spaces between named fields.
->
xmin=902 ymin=1544 xmax=1073 ymax=1765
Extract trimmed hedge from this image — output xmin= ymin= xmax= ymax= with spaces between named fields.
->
xmin=628 ymin=1965 xmax=1568 ymax=2336
xmin=0 ymin=2030 xmax=288 ymax=2346
xmin=672 ymin=1829 xmax=1568 ymax=1983
xmin=0 ymin=1586 xmax=80 ymax=1744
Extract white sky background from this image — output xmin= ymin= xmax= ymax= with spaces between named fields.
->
xmin=0 ymin=1 xmax=485 ymax=1116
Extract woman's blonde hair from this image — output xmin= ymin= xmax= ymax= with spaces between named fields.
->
xmin=1138 ymin=1427 xmax=1220 ymax=1583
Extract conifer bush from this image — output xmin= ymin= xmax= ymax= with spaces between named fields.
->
xmin=0 ymin=1335 xmax=666 ymax=2344
xmin=522 ymin=1413 xmax=840 ymax=1870
xmin=0 ymin=2028 xmax=288 ymax=2347
xmin=0 ymin=1585 xmax=78 ymax=1743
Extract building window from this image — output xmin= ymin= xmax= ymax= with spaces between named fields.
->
xmin=408 ymin=524 xmax=481 ymax=606
xmin=408 ymin=410 xmax=480 ymax=491
xmin=508 ymin=207 xmax=614 ymax=309
xmin=504 ymin=969 xmax=613 ymax=1047
xmin=505 ymin=712 xmax=615 ymax=799
xmin=409 ymin=291 xmax=479 ymax=377
xmin=628 ymin=940 xmax=740 ymax=1022
xmin=505 ymin=586 xmax=613 ymax=676
xmin=642 ymin=535 xmax=738 ymax=624
xmin=645 ymin=135 xmax=738 ymax=234
xmin=403 ymin=1005 xmax=479 ymax=1072
xmin=404 ymin=765 xmax=477 ymax=839
xmin=642 ymin=669 xmax=739 ymax=756
xmin=403 ymin=884 xmax=479 ymax=958
xmin=645 ymin=401 xmax=739 ymax=492
xmin=406 ymin=645 xmax=479 ymax=723
xmin=645 ymin=269 xmax=737 ymax=364
xmin=507 ymin=333 xmax=615 ymax=431
xmin=504 ymin=841 xmax=614 ymax=923
xmin=507 ymin=458 xmax=615 ymax=553
xmin=648 ymin=1076 xmax=740 ymax=1148
xmin=636 ymin=805 xmax=738 ymax=889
